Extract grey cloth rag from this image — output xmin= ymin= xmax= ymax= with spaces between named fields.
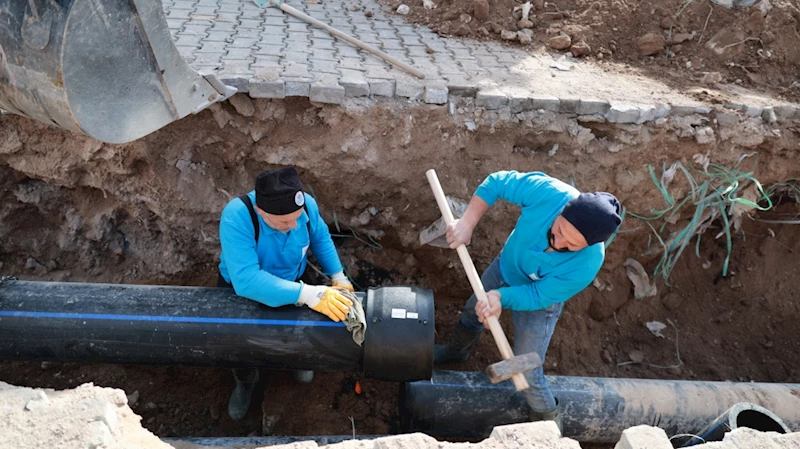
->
xmin=334 ymin=287 xmax=367 ymax=346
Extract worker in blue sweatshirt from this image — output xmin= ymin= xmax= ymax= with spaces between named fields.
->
xmin=435 ymin=170 xmax=621 ymax=431
xmin=218 ymin=166 xmax=354 ymax=421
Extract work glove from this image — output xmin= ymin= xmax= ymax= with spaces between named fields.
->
xmin=331 ymin=271 xmax=355 ymax=292
xmin=298 ymin=284 xmax=353 ymax=322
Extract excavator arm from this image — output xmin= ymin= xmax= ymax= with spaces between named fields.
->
xmin=0 ymin=0 xmax=236 ymax=144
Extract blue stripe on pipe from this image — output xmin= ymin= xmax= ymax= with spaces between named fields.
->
xmin=0 ymin=310 xmax=345 ymax=327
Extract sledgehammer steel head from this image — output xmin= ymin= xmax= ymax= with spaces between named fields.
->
xmin=486 ymin=352 xmax=543 ymax=384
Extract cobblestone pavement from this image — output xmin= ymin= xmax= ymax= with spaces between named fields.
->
xmin=163 ymin=0 xmax=797 ymax=113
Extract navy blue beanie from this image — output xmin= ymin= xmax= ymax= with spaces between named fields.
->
xmin=560 ymin=192 xmax=622 ymax=245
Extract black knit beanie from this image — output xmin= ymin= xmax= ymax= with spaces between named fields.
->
xmin=560 ymin=192 xmax=622 ymax=245
xmin=254 ymin=167 xmax=305 ymax=215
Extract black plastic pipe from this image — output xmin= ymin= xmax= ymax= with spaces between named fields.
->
xmin=401 ymin=370 xmax=800 ymax=443
xmin=680 ymin=402 xmax=790 ymax=447
xmin=0 ymin=279 xmax=434 ymax=382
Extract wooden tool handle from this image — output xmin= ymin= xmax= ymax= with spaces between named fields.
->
xmin=278 ymin=3 xmax=426 ymax=79
xmin=426 ymin=169 xmax=529 ymax=391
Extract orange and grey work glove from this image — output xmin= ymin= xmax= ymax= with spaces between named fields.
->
xmin=330 ymin=271 xmax=354 ymax=292
xmin=298 ymin=284 xmax=353 ymax=322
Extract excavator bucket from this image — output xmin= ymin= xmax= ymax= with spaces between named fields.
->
xmin=0 ymin=0 xmax=236 ymax=144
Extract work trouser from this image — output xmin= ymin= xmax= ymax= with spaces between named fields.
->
xmin=458 ymin=256 xmax=564 ymax=413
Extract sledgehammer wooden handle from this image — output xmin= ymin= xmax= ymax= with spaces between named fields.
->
xmin=426 ymin=169 xmax=530 ymax=391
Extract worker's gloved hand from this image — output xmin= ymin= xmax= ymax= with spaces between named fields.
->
xmin=476 ymin=290 xmax=502 ymax=324
xmin=331 ymin=271 xmax=355 ymax=292
xmin=446 ymin=219 xmax=474 ymax=249
xmin=298 ymin=284 xmax=353 ymax=322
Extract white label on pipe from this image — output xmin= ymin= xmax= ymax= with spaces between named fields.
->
xmin=407 ymin=312 xmax=419 ymax=319
xmin=391 ymin=308 xmax=406 ymax=319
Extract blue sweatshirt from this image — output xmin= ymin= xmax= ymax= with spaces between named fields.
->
xmin=475 ymin=171 xmax=605 ymax=311
xmin=218 ymin=191 xmax=343 ymax=307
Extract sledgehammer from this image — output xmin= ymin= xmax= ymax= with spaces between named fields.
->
xmin=426 ymin=169 xmax=542 ymax=391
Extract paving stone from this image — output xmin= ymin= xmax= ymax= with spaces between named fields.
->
xmin=476 ymin=89 xmax=508 ymax=109
xmin=339 ymin=69 xmax=370 ymax=97
xmin=615 ymin=426 xmax=672 ymax=449
xmin=558 ymin=98 xmax=580 ymax=114
xmin=531 ymin=96 xmax=560 ymax=112
xmin=310 ymin=75 xmax=345 ymax=104
xmin=577 ymin=99 xmax=610 ymax=115
xmin=424 ymin=83 xmax=448 ymax=104
xmin=606 ymin=103 xmax=641 ymax=123
xmin=774 ymin=105 xmax=799 ymax=122
xmin=368 ymin=79 xmax=395 ymax=97
xmin=762 ymin=106 xmax=778 ymax=123
xmin=311 ymin=59 xmax=339 ymax=74
xmin=249 ymin=80 xmax=285 ymax=98
xmin=224 ymin=48 xmax=253 ymax=60
xmin=396 ymin=79 xmax=424 ymax=100
xmin=285 ymin=78 xmax=312 ymax=97
xmin=509 ymin=96 xmax=532 ymax=113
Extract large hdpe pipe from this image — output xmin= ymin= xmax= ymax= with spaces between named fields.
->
xmin=680 ymin=402 xmax=790 ymax=446
xmin=401 ymin=370 xmax=800 ymax=443
xmin=0 ymin=279 xmax=434 ymax=382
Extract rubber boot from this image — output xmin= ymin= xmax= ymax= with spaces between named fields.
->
xmin=433 ymin=323 xmax=482 ymax=364
xmin=530 ymin=400 xmax=563 ymax=436
xmin=294 ymin=369 xmax=314 ymax=384
xmin=228 ymin=368 xmax=259 ymax=421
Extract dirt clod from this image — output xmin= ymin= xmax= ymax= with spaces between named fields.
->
xmin=472 ymin=0 xmax=490 ymax=21
xmin=637 ymin=33 xmax=665 ymax=56
xmin=548 ymin=34 xmax=572 ymax=50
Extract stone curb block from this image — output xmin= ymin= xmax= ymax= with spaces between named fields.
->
xmin=559 ymin=98 xmax=580 ymax=114
xmin=424 ymin=84 xmax=449 ymax=105
xmin=476 ymin=89 xmax=508 ymax=110
xmin=285 ymin=79 xmax=311 ymax=97
xmin=309 ymin=83 xmax=345 ymax=104
xmin=577 ymin=99 xmax=611 ymax=116
xmin=340 ymin=79 xmax=370 ymax=98
xmin=531 ymin=96 xmax=560 ymax=112
xmin=396 ymin=79 xmax=425 ymax=100
xmin=368 ymin=79 xmax=395 ymax=97
xmin=249 ymin=80 xmax=285 ymax=99
xmin=606 ymin=103 xmax=641 ymax=124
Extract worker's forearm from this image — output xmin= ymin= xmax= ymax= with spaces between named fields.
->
xmin=461 ymin=195 xmax=490 ymax=229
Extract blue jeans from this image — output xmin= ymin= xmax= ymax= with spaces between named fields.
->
xmin=458 ymin=256 xmax=564 ymax=413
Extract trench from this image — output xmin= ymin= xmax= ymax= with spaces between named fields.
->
xmin=0 ymin=97 xmax=799 ymax=444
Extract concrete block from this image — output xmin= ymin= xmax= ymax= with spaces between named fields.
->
xmin=744 ymin=106 xmax=763 ymax=117
xmin=723 ymin=427 xmax=782 ymax=449
xmin=559 ymin=98 xmax=580 ymax=114
xmin=715 ymin=112 xmax=740 ymax=127
xmin=762 ymin=106 xmax=778 ymax=123
xmin=372 ymin=433 xmax=438 ymax=449
xmin=654 ymin=104 xmax=671 ymax=119
xmin=774 ymin=105 xmax=799 ymax=122
xmin=476 ymin=89 xmax=508 ymax=110
xmin=219 ymin=76 xmax=249 ymax=94
xmin=615 ymin=425 xmax=672 ymax=449
xmin=339 ymin=70 xmax=370 ymax=98
xmin=249 ymin=80 xmax=285 ymax=98
xmin=445 ymin=80 xmax=478 ymax=97
xmin=531 ymin=96 xmax=560 ymax=112
xmin=368 ymin=79 xmax=395 ymax=97
xmin=284 ymin=78 xmax=311 ymax=97
xmin=636 ymin=105 xmax=658 ymax=124
xmin=490 ymin=422 xmax=561 ymax=443
xmin=509 ymin=96 xmax=533 ymax=113
xmin=606 ymin=103 xmax=641 ymax=123
xmin=396 ymin=79 xmax=425 ymax=100
xmin=577 ymin=99 xmax=611 ymax=115
xmin=310 ymin=81 xmax=345 ymax=104
xmin=424 ymin=84 xmax=448 ymax=105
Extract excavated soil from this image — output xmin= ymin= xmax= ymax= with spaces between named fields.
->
xmin=1 ymin=97 xmax=800 ymax=440
xmin=380 ymin=0 xmax=800 ymax=102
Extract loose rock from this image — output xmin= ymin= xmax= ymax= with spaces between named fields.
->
xmin=473 ymin=0 xmax=490 ymax=21
xmin=501 ymin=30 xmax=518 ymax=41
xmin=517 ymin=31 xmax=532 ymax=44
xmin=637 ymin=33 xmax=665 ymax=56
xmin=228 ymin=95 xmax=255 ymax=117
xmin=547 ymin=34 xmax=572 ymax=50
xmin=454 ymin=24 xmax=471 ymax=36
xmin=396 ymin=4 xmax=410 ymax=14
xmin=701 ymin=71 xmax=723 ymax=85
xmin=570 ymin=41 xmax=591 ymax=57
xmin=518 ymin=18 xmax=534 ymax=29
